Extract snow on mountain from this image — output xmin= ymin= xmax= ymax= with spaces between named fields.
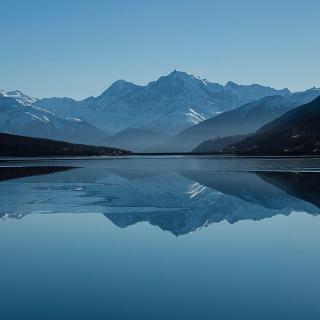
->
xmin=0 ymin=91 xmax=108 ymax=145
xmin=185 ymin=108 xmax=207 ymax=124
xmin=0 ymin=89 xmax=38 ymax=105
xmin=35 ymin=70 xmax=292 ymax=135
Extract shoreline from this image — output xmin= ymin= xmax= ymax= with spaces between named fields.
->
xmin=1 ymin=153 xmax=320 ymax=162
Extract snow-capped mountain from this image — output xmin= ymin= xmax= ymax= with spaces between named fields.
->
xmin=3 ymin=72 xmax=319 ymax=151
xmin=0 ymin=90 xmax=108 ymax=145
xmin=35 ymin=70 xmax=292 ymax=135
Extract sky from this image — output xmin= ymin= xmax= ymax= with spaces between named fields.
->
xmin=1 ymin=0 xmax=319 ymax=99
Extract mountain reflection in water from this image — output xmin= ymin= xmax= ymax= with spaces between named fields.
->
xmin=1 ymin=158 xmax=320 ymax=235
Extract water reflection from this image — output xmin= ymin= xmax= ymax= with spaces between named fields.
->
xmin=0 ymin=166 xmax=74 ymax=182
xmin=1 ymin=159 xmax=320 ymax=235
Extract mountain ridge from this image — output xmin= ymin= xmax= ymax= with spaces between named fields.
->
xmin=34 ymin=70 xmax=294 ymax=135
xmin=3 ymin=71 xmax=320 ymax=152
xmin=0 ymin=91 xmax=109 ymax=145
xmin=149 ymin=91 xmax=320 ymax=152
xmin=224 ymin=96 xmax=320 ymax=155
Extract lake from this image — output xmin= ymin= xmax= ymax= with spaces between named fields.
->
xmin=1 ymin=156 xmax=320 ymax=320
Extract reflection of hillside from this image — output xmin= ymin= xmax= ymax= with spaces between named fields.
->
xmin=178 ymin=170 xmax=306 ymax=210
xmin=258 ymin=172 xmax=320 ymax=208
xmin=0 ymin=166 xmax=74 ymax=182
xmin=7 ymin=167 xmax=111 ymax=183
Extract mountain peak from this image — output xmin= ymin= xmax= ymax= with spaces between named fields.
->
xmin=159 ymin=70 xmax=212 ymax=89
xmin=167 ymin=69 xmax=203 ymax=81
xmin=110 ymin=79 xmax=135 ymax=89
xmin=168 ymin=69 xmax=190 ymax=77
xmin=113 ymin=79 xmax=132 ymax=85
xmin=0 ymin=89 xmax=37 ymax=105
xmin=100 ymin=79 xmax=139 ymax=97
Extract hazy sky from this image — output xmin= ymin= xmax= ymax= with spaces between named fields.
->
xmin=1 ymin=0 xmax=319 ymax=99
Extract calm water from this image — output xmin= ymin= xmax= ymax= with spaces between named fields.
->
xmin=1 ymin=156 xmax=320 ymax=319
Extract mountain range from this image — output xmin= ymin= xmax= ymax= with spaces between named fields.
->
xmin=35 ymin=70 xmax=292 ymax=135
xmin=1 ymin=71 xmax=320 ymax=153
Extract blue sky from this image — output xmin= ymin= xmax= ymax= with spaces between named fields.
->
xmin=1 ymin=0 xmax=319 ymax=99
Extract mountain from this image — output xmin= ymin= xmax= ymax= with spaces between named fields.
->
xmin=0 ymin=132 xmax=129 ymax=156
xmin=35 ymin=70 xmax=292 ymax=135
xmin=151 ymin=91 xmax=320 ymax=152
xmin=224 ymin=96 xmax=320 ymax=155
xmin=104 ymin=128 xmax=170 ymax=152
xmin=4 ymin=73 xmax=318 ymax=151
xmin=0 ymin=91 xmax=108 ymax=145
